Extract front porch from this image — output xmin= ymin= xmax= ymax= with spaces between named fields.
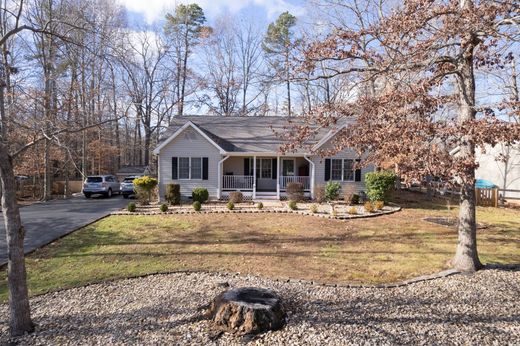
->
xmin=218 ymin=156 xmax=314 ymax=200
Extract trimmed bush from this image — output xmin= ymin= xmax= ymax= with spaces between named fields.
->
xmin=364 ymin=201 xmax=375 ymax=213
xmin=348 ymin=206 xmax=358 ymax=215
xmin=257 ymin=202 xmax=264 ymax=210
xmin=193 ymin=201 xmax=202 ymax=211
xmin=365 ymin=171 xmax=397 ymax=202
xmin=228 ymin=191 xmax=243 ymax=204
xmin=309 ymin=204 xmax=318 ymax=214
xmin=374 ymin=200 xmax=384 ymax=210
xmin=325 ymin=181 xmax=341 ymax=201
xmin=286 ymin=182 xmax=304 ymax=202
xmin=133 ymin=176 xmax=158 ymax=205
xmin=344 ymin=191 xmax=360 ymax=205
xmin=192 ymin=187 xmax=209 ymax=203
xmin=288 ymin=200 xmax=298 ymax=210
xmin=227 ymin=201 xmax=235 ymax=210
xmin=127 ymin=202 xmax=136 ymax=212
xmin=160 ymin=203 xmax=168 ymax=212
xmin=165 ymin=184 xmax=181 ymax=205
xmin=314 ymin=184 xmax=326 ymax=203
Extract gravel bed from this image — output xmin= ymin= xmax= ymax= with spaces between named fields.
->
xmin=1 ymin=269 xmax=519 ymax=345
xmin=115 ymin=202 xmax=401 ymax=220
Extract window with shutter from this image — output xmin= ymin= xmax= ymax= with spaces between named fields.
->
xmin=179 ymin=157 xmax=190 ymax=179
xmin=191 ymin=158 xmax=202 ymax=179
xmin=331 ymin=159 xmax=343 ymax=180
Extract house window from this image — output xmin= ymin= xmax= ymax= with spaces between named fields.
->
xmin=179 ymin=157 xmax=190 ymax=179
xmin=255 ymin=158 xmax=272 ymax=179
xmin=261 ymin=159 xmax=272 ymax=178
xmin=331 ymin=159 xmax=343 ymax=180
xmin=191 ymin=157 xmax=202 ymax=179
xmin=331 ymin=159 xmax=355 ymax=181
xmin=343 ymin=159 xmax=354 ymax=181
xmin=178 ymin=157 xmax=203 ymax=180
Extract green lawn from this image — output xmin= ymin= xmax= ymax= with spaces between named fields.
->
xmin=1 ymin=192 xmax=519 ymax=301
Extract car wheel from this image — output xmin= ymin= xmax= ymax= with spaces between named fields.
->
xmin=84 ymin=193 xmax=91 ymax=198
xmin=107 ymin=189 xmax=112 ymax=198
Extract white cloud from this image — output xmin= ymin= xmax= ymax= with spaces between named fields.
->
xmin=120 ymin=0 xmax=306 ymax=24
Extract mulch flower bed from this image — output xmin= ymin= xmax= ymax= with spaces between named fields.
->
xmin=114 ymin=201 xmax=401 ymax=220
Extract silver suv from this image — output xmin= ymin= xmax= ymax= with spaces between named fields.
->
xmin=120 ymin=176 xmax=137 ymax=199
xmin=83 ymin=175 xmax=120 ymax=198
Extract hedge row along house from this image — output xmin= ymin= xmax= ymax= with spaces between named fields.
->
xmin=153 ymin=116 xmax=375 ymax=200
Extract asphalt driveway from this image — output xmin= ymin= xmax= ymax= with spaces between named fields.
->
xmin=0 ymin=195 xmax=128 ymax=266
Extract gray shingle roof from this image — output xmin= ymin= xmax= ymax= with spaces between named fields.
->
xmin=117 ymin=165 xmax=150 ymax=174
xmin=160 ymin=116 xmax=336 ymax=153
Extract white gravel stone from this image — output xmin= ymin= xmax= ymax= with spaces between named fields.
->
xmin=1 ymin=269 xmax=519 ymax=345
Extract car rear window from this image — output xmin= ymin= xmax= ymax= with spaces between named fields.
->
xmin=86 ymin=177 xmax=103 ymax=183
xmin=123 ymin=178 xmax=135 ymax=182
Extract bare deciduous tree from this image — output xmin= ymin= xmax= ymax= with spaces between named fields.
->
xmin=289 ymin=0 xmax=520 ymax=272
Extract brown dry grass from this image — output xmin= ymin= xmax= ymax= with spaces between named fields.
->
xmin=1 ymin=190 xmax=518 ymax=300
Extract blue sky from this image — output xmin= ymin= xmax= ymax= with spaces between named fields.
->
xmin=120 ymin=0 xmax=307 ymax=27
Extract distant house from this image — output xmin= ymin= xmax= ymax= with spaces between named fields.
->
xmin=153 ymin=116 xmax=374 ymax=200
xmin=116 ymin=165 xmax=151 ymax=180
xmin=476 ymin=143 xmax=520 ymax=200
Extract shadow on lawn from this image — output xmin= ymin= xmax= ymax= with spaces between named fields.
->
xmin=391 ymin=190 xmax=455 ymax=211
xmin=44 ymin=228 xmax=456 ymax=248
xmin=48 ymin=248 xmax=455 ymax=259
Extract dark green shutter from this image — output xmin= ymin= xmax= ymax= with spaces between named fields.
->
xmin=271 ymin=158 xmax=277 ymax=179
xmin=202 ymin=157 xmax=209 ymax=180
xmin=244 ymin=158 xmax=250 ymax=175
xmin=172 ymin=157 xmax=178 ymax=180
xmin=355 ymin=159 xmax=362 ymax=182
xmin=324 ymin=159 xmax=331 ymax=181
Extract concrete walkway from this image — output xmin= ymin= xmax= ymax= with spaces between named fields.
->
xmin=0 ymin=195 xmax=127 ymax=265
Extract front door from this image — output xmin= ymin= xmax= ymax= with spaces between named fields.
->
xmin=282 ymin=159 xmax=295 ymax=176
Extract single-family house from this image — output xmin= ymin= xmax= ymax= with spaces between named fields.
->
xmin=475 ymin=143 xmax=520 ymax=200
xmin=153 ymin=116 xmax=375 ymax=200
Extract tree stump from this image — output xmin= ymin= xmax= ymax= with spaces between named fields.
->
xmin=208 ymin=287 xmax=286 ymax=335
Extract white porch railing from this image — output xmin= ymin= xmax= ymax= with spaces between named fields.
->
xmin=280 ymin=176 xmax=311 ymax=190
xmin=222 ymin=175 xmax=254 ymax=190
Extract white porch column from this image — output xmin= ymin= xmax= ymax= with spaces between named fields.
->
xmin=157 ymin=155 xmax=161 ymax=203
xmin=253 ymin=156 xmax=257 ymax=199
xmin=276 ymin=155 xmax=280 ymax=199
xmin=217 ymin=156 xmax=229 ymax=200
xmin=304 ymin=156 xmax=315 ymax=200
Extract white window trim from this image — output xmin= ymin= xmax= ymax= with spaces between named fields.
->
xmin=178 ymin=157 xmax=203 ymax=180
xmin=330 ymin=158 xmax=355 ymax=182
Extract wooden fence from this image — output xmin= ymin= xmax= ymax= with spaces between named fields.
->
xmin=475 ymin=188 xmax=498 ymax=207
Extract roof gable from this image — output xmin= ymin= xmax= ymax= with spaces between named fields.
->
xmin=153 ymin=121 xmax=227 ymax=154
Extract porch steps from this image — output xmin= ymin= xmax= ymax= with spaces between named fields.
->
xmin=254 ymin=192 xmax=279 ymax=200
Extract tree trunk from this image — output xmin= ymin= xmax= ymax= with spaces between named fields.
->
xmin=179 ymin=32 xmax=190 ymax=116
xmin=452 ymin=12 xmax=482 ymax=271
xmin=0 ymin=142 xmax=34 ymax=336
xmin=285 ymin=50 xmax=291 ymax=117
xmin=42 ymin=138 xmax=52 ymax=201
xmin=143 ymin=131 xmax=151 ymax=166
